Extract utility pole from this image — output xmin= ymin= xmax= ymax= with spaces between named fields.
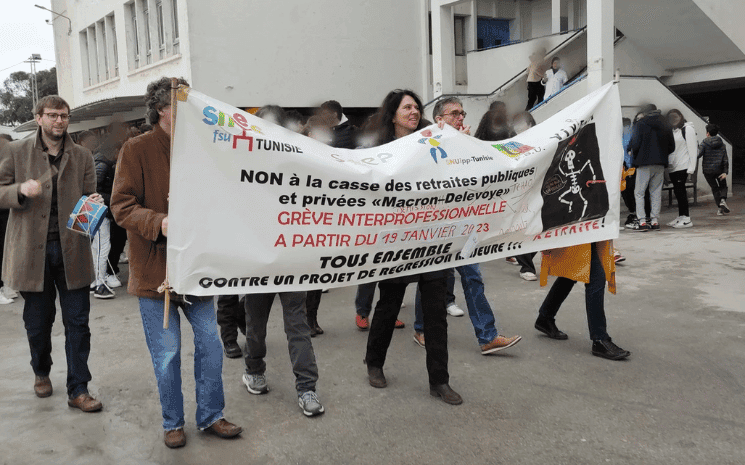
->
xmin=25 ymin=54 xmax=41 ymax=109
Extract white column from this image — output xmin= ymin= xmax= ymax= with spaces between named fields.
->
xmin=466 ymin=0 xmax=477 ymax=52
xmin=432 ymin=3 xmax=455 ymax=96
xmin=586 ymin=0 xmax=614 ymax=92
xmin=552 ymin=0 xmax=562 ymax=33
xmin=567 ymin=0 xmax=575 ymax=30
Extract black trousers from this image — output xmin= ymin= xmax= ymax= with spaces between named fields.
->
xmin=306 ymin=290 xmax=322 ymax=323
xmin=107 ymin=220 xmax=127 ymax=276
xmin=516 ymin=252 xmax=537 ymax=274
xmin=0 ymin=209 xmax=7 ymax=288
xmin=216 ymin=294 xmax=246 ymax=345
xmin=365 ymin=276 xmax=449 ymax=386
xmin=668 ymin=170 xmax=690 ymax=217
xmin=704 ymin=173 xmax=728 ymax=207
xmin=526 ymin=81 xmax=545 ymax=110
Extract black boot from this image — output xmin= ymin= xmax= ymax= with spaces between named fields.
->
xmin=592 ymin=338 xmax=630 ymax=360
xmin=535 ymin=315 xmax=568 ymax=340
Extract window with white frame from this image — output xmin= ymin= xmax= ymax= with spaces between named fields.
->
xmin=125 ymin=0 xmax=181 ymax=71
xmin=81 ymin=12 xmax=119 ymax=88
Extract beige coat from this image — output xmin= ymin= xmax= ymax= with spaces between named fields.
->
xmin=0 ymin=129 xmax=97 ymax=292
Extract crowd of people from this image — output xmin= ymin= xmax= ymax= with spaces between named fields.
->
xmin=622 ymin=103 xmax=732 ymax=232
xmin=0 ymin=74 xmax=733 ymax=450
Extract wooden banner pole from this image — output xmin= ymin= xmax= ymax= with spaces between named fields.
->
xmin=163 ymin=77 xmax=179 ymax=329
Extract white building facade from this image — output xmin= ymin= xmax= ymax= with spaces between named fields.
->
xmin=42 ymin=0 xmax=743 ymax=189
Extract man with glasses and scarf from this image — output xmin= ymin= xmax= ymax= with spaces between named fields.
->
xmin=0 ymin=95 xmax=104 ymax=412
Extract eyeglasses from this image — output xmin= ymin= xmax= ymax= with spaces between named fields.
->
xmin=43 ymin=113 xmax=70 ymax=121
xmin=442 ymin=111 xmax=466 ymax=118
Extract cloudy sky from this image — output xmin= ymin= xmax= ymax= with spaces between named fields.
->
xmin=0 ymin=1 xmax=57 ymax=86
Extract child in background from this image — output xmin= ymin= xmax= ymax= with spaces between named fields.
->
xmin=698 ymin=124 xmax=730 ymax=216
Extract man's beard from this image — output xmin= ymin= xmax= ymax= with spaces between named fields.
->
xmin=43 ymin=127 xmax=65 ymax=141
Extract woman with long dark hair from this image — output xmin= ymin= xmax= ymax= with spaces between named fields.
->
xmin=665 ymin=109 xmax=697 ymax=228
xmin=363 ymin=89 xmax=462 ymax=405
xmin=354 ymin=91 xmax=429 ymax=329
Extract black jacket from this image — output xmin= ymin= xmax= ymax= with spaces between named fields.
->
xmin=629 ymin=110 xmax=674 ymax=167
xmin=94 ymin=142 xmax=120 ymax=217
xmin=331 ymin=121 xmax=358 ymax=149
xmin=698 ymin=136 xmax=728 ymax=175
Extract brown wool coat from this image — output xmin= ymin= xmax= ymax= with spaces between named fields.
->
xmin=110 ymin=125 xmax=172 ymax=300
xmin=0 ymin=129 xmax=96 ymax=292
xmin=539 ymin=240 xmax=617 ymax=294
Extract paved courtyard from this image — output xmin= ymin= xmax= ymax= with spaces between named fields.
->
xmin=1 ymin=194 xmax=743 ymax=465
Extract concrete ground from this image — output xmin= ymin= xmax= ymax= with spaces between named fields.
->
xmin=1 ymin=193 xmax=743 ymax=465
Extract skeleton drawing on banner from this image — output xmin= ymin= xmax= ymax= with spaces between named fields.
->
xmin=539 ymin=123 xmax=609 ymax=231
xmin=557 ymin=148 xmax=597 ymax=218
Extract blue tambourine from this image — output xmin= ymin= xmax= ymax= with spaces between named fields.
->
xmin=67 ymin=196 xmax=108 ymax=237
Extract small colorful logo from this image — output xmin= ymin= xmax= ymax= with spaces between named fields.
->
xmin=492 ymin=141 xmax=534 ymax=158
xmin=418 ymin=130 xmax=448 ymax=163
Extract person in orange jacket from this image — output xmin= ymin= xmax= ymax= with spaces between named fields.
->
xmin=534 ymin=240 xmax=631 ymax=360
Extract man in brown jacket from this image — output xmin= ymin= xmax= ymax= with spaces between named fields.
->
xmin=0 ymin=95 xmax=103 ymax=411
xmin=111 ymin=77 xmax=241 ymax=448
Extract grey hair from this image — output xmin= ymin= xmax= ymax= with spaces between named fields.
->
xmin=432 ymin=97 xmax=463 ymax=120
xmin=145 ymin=77 xmax=189 ymax=124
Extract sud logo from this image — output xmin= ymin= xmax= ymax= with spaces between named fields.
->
xmin=418 ymin=129 xmax=448 ymax=163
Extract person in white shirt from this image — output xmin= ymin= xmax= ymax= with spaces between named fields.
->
xmin=665 ymin=109 xmax=698 ymax=228
xmin=542 ymin=57 xmax=568 ymax=99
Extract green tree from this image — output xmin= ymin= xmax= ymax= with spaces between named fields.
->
xmin=0 ymin=67 xmax=58 ymax=126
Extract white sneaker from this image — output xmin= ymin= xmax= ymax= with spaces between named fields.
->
xmin=0 ymin=293 xmax=13 ymax=305
xmin=105 ymin=274 xmax=122 ymax=288
xmin=446 ymin=303 xmax=465 ymax=317
xmin=672 ymin=216 xmax=693 ymax=228
xmin=1 ymin=286 xmax=18 ymax=299
xmin=520 ymin=271 xmax=538 ymax=281
xmin=667 ymin=216 xmax=682 ymax=227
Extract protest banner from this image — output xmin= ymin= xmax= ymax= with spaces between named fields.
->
xmin=167 ymin=82 xmax=623 ymax=295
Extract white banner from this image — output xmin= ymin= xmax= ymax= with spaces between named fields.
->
xmin=168 ymin=83 xmax=623 ymax=295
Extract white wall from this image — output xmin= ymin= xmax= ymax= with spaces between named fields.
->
xmin=52 ymin=0 xmax=192 ymax=110
xmin=530 ymin=0 xmax=553 ymax=37
xmin=187 ymin=0 xmax=427 ymax=109
xmin=613 ymin=37 xmax=667 ymax=77
xmin=692 ymin=0 xmax=745 ymax=54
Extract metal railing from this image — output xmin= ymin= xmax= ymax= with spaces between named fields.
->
xmin=424 ymin=27 xmax=587 ymax=110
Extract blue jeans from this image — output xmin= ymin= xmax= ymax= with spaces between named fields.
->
xmin=139 ymin=296 xmax=225 ymax=431
xmin=21 ymin=240 xmax=92 ymax=398
xmin=537 ymin=243 xmax=609 ymax=341
xmin=415 ymin=264 xmax=498 ymax=345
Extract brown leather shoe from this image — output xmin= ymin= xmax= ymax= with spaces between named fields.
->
xmin=429 ymin=384 xmax=463 ymax=405
xmin=204 ymin=419 xmax=242 ymax=438
xmin=34 ymin=376 xmax=53 ymax=398
xmin=164 ymin=428 xmax=186 ymax=448
xmin=67 ymin=393 xmax=103 ymax=412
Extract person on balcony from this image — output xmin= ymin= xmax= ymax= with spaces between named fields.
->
xmin=542 ymin=57 xmax=568 ymax=99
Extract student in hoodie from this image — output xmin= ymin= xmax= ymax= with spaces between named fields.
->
xmin=665 ymin=110 xmax=698 ymax=228
xmin=698 ymin=123 xmax=731 ymax=216
xmin=542 ymin=57 xmax=568 ymax=99
xmin=629 ymin=104 xmax=675 ymax=231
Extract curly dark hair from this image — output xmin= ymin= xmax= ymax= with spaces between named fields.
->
xmin=145 ymin=77 xmax=189 ymax=124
